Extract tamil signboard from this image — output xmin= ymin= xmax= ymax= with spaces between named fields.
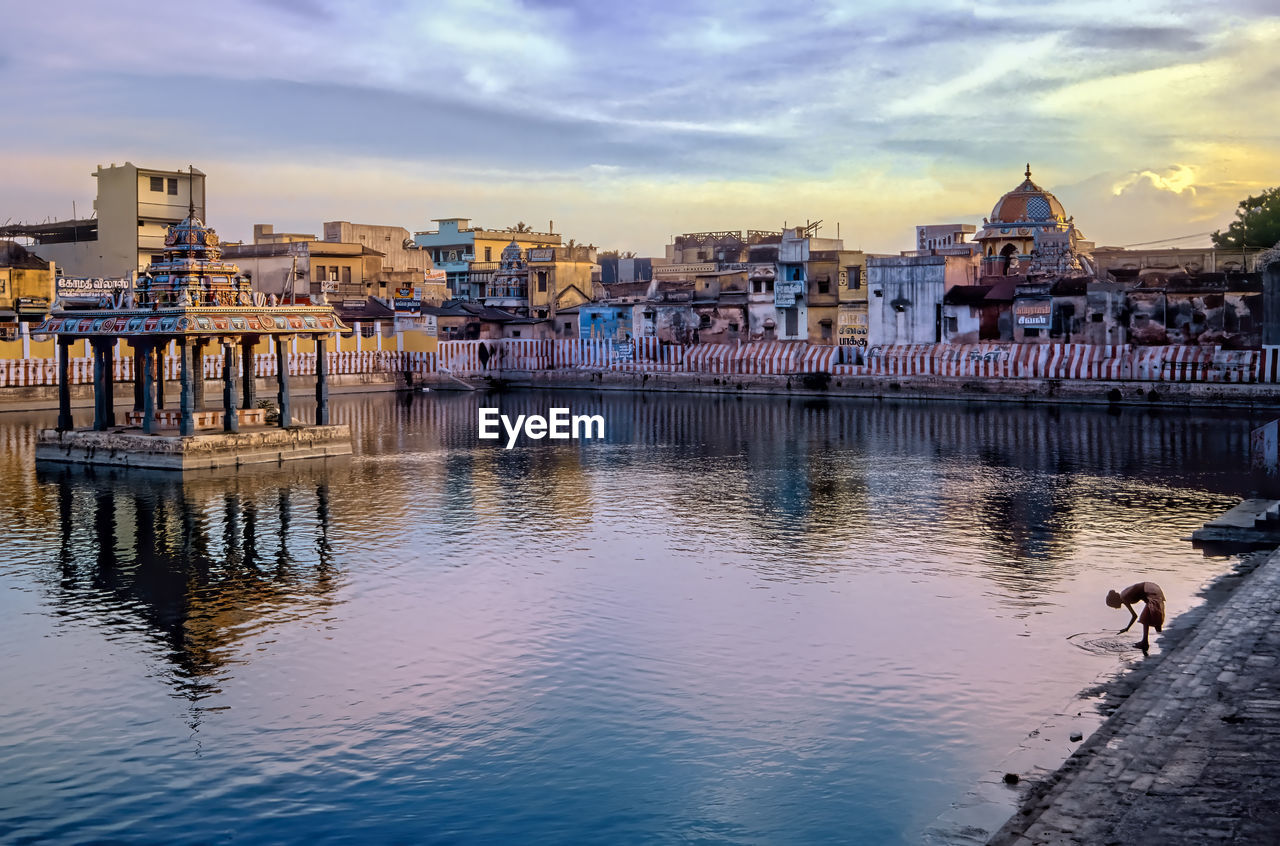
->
xmin=774 ymin=279 xmax=804 ymax=308
xmin=57 ymin=276 xmax=130 ymax=296
xmin=837 ymin=308 xmax=868 ymax=347
xmin=1013 ymin=298 xmax=1052 ymax=329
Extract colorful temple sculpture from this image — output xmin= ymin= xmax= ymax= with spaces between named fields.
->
xmin=34 ymin=209 xmax=353 ymax=469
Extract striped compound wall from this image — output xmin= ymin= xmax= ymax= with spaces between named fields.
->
xmin=2 ymin=340 xmax=1278 ymax=388
xmin=0 ymin=350 xmax=437 ymax=388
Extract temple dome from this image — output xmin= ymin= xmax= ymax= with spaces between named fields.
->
xmin=988 ymin=165 xmax=1067 ymax=225
xmin=164 ymin=213 xmax=222 ymax=261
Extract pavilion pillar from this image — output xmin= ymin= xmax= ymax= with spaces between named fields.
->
xmin=56 ymin=336 xmax=73 ymax=432
xmin=133 ymin=345 xmax=145 ymax=412
xmin=141 ymin=343 xmax=156 ymax=435
xmin=315 ymin=335 xmax=330 ymax=426
xmin=192 ymin=339 xmax=206 ymax=410
xmin=223 ymin=340 xmax=239 ymax=434
xmin=276 ymin=335 xmax=291 ymax=429
xmin=155 ymin=342 xmax=167 ymax=410
xmin=92 ymin=340 xmax=107 ymax=432
xmin=179 ymin=338 xmax=195 ymax=437
xmin=241 ymin=338 xmax=257 ymax=411
xmin=102 ymin=341 xmax=116 ymax=428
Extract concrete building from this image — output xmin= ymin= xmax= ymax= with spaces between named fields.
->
xmin=0 ymin=163 xmax=206 ymax=278
xmin=413 ymin=218 xmax=561 ymax=300
xmin=323 ymin=222 xmax=432 ymax=273
xmin=1092 ymin=245 xmax=1265 ymax=276
xmin=477 ymin=241 xmax=597 ymax=329
xmin=0 ymin=241 xmax=56 ymax=357
xmin=867 ymin=254 xmax=980 ymax=345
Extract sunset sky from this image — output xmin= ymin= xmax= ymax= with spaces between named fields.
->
xmin=2 ymin=0 xmax=1277 ymax=254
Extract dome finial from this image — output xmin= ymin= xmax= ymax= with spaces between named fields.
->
xmin=1025 ymin=163 xmax=1032 ymax=179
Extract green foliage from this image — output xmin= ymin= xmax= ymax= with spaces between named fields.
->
xmin=1212 ymin=186 xmax=1280 ymax=250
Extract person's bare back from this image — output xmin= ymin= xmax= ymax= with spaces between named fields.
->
xmin=1106 ymin=582 xmax=1165 ymax=651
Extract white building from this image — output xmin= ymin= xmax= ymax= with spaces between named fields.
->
xmin=7 ymin=163 xmax=206 ymax=278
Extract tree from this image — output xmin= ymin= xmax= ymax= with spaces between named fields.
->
xmin=1212 ymin=186 xmax=1280 ymax=250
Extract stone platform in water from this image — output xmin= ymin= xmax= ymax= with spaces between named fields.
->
xmin=35 ymin=425 xmax=352 ymax=471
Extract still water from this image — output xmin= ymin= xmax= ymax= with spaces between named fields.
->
xmin=0 ymin=391 xmax=1262 ymax=844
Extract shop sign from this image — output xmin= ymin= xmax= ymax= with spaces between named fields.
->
xmin=774 ymin=279 xmax=804 ymax=308
xmin=1014 ymin=298 xmax=1052 ymax=329
xmin=837 ymin=309 xmax=868 ymax=347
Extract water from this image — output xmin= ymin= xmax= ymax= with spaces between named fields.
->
xmin=0 ymin=392 xmax=1262 ymax=844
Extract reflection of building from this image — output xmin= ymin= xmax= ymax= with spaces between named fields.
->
xmin=0 ymin=163 xmax=207 ymax=278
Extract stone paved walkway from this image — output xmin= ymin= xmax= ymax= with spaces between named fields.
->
xmin=990 ymin=548 xmax=1280 ymax=844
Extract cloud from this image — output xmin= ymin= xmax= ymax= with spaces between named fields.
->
xmin=2 ymin=1 xmax=1279 ymax=254
xmin=1111 ymin=165 xmax=1199 ymax=197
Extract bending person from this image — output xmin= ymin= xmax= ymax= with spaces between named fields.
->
xmin=1106 ymin=582 xmax=1165 ymax=650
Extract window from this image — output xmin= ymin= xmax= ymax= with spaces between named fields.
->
xmin=149 ymin=176 xmax=164 ymax=192
xmin=341 ymin=266 xmax=351 ymax=284
xmin=484 ymin=247 xmax=492 ymax=262
xmin=315 ymin=265 xmax=326 ymax=282
xmin=167 ymin=178 xmax=178 ymax=195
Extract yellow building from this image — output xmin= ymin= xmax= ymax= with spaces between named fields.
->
xmin=526 ymin=244 xmax=598 ymax=317
xmin=0 ymin=241 xmax=57 ymax=360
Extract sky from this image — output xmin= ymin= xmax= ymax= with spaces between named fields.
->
xmin=1 ymin=0 xmax=1278 ymax=255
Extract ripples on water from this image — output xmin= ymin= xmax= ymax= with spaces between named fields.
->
xmin=0 ymin=393 xmax=1263 ymax=844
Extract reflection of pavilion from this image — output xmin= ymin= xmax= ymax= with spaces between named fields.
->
xmin=42 ymin=462 xmax=339 ymax=696
xmin=33 ymin=205 xmax=352 ymax=469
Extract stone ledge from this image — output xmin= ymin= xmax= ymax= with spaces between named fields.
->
xmin=34 ymin=424 xmax=352 ymax=471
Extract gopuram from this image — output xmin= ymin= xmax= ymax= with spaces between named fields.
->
xmin=33 ymin=208 xmax=353 ymax=470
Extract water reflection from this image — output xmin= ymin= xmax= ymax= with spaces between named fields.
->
xmin=0 ymin=392 xmax=1263 ymax=844
xmin=39 ymin=463 xmax=340 ymax=703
